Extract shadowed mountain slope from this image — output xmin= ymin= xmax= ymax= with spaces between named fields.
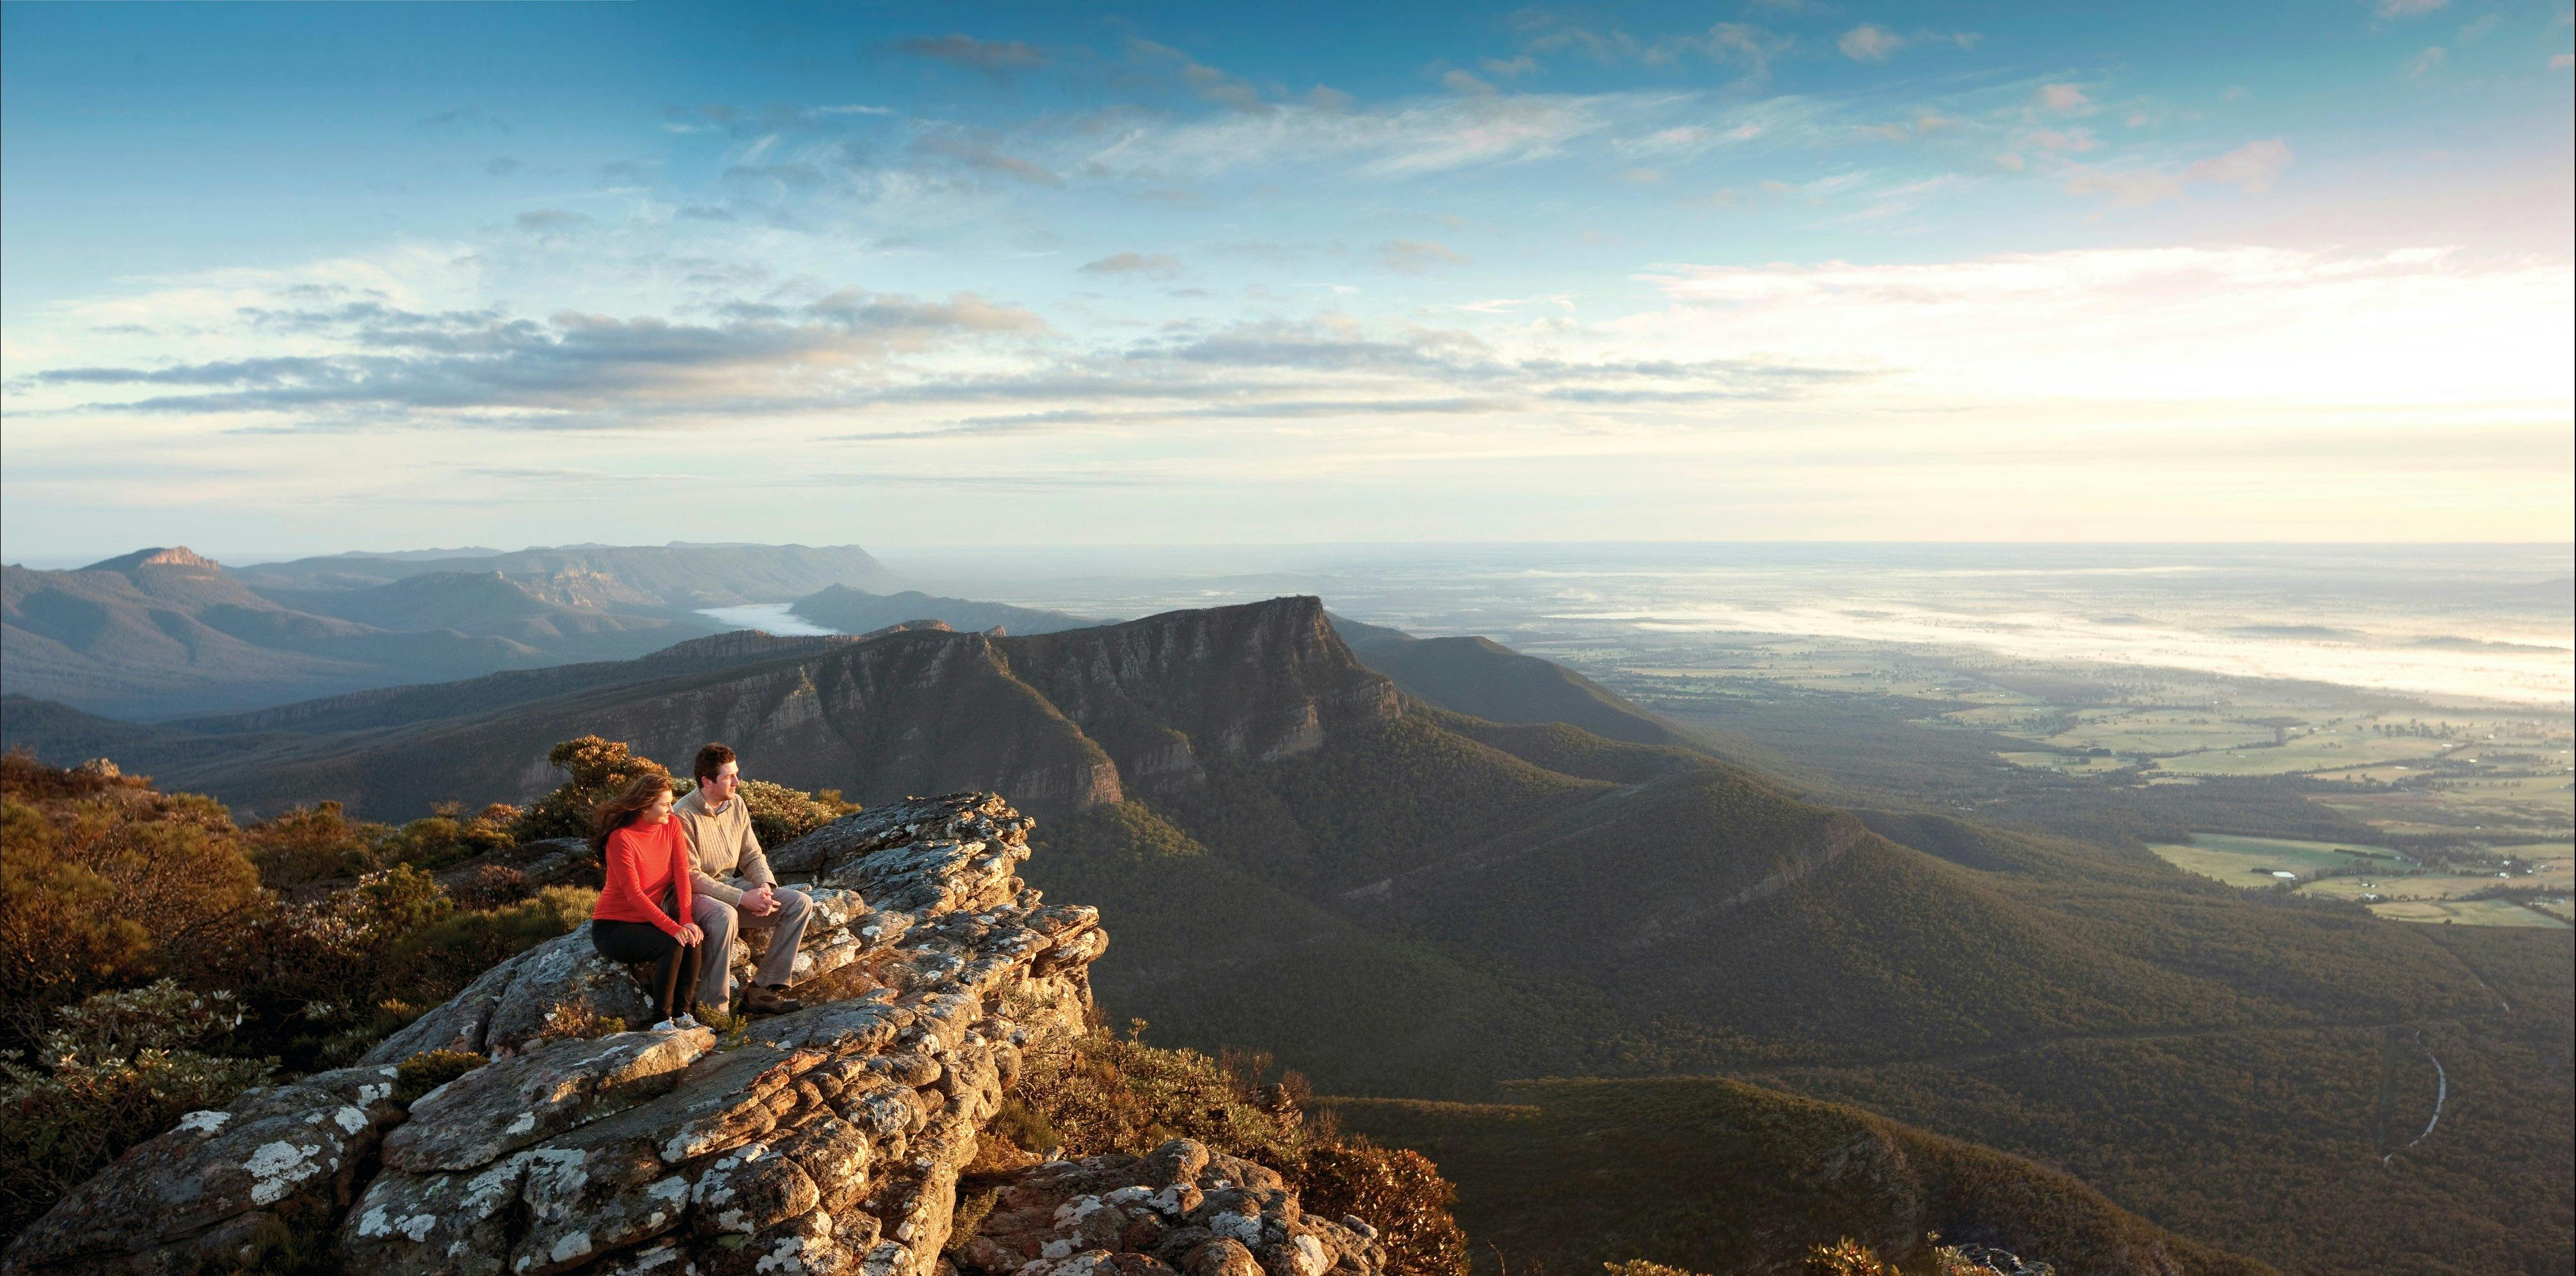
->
xmin=1325 ymin=1078 xmax=2270 ymax=1276
xmin=1329 ymin=612 xmax=1697 ymax=748
xmin=791 ymin=584 xmax=1100 ymax=636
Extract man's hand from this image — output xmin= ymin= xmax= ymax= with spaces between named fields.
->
xmin=740 ymin=883 xmax=778 ymax=917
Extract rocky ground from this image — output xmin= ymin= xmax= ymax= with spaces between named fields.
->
xmin=2 ymin=793 xmax=1383 ymax=1276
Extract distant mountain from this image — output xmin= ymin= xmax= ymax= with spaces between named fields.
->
xmin=6 ymin=597 xmax=1386 ymax=824
xmin=233 ymin=541 xmax=894 ymax=609
xmin=1 ymin=547 xmax=572 ymax=717
xmin=790 ymin=584 xmax=1100 ymax=636
xmin=1328 ymin=612 xmax=1700 ymax=749
xmin=1 ymin=542 xmax=907 ymax=718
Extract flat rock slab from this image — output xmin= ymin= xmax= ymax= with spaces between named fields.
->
xmin=383 ymin=1027 xmax=713 ymax=1172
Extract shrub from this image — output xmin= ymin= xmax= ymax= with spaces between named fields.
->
xmin=1002 ymin=1022 xmax=1469 ymax=1276
xmin=383 ymin=885 xmax=594 ymax=1004
xmin=241 ymin=801 xmax=387 ymax=886
xmin=373 ymin=802 xmax=520 ymax=874
xmin=0 ymin=980 xmax=276 ymax=1238
xmin=0 ymin=759 xmax=263 ymax=1041
xmin=509 ymin=737 xmax=670 ymax=841
xmin=1008 ymin=1022 xmax=1301 ymax=1168
xmin=391 ymin=1048 xmax=488 ymax=1106
xmin=1803 ymin=1239 xmax=1897 ymax=1276
xmin=735 ymin=779 xmax=860 ymax=848
xmin=1300 ymin=1140 xmax=1470 ymax=1276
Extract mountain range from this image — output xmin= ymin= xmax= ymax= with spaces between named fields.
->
xmin=0 ymin=542 xmax=893 ymax=717
xmin=1 ymin=594 xmax=2564 ymax=1273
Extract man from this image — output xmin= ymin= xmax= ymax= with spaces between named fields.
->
xmin=672 ymin=743 xmax=809 ymax=1016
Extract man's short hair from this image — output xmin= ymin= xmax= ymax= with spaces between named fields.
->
xmin=693 ymin=743 xmax=738 ymax=783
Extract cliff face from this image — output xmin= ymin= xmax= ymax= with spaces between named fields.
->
xmin=1 ymin=793 xmax=1383 ymax=1276
xmin=85 ymin=596 xmax=1390 ymax=821
xmin=997 ymin=596 xmax=1399 ymax=795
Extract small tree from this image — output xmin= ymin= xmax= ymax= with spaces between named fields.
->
xmin=509 ymin=737 xmax=670 ymax=841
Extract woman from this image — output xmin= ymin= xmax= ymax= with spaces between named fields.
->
xmin=588 ymin=772 xmax=707 ymax=1032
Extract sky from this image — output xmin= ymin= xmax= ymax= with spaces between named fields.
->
xmin=2 ymin=0 xmax=2570 ymax=563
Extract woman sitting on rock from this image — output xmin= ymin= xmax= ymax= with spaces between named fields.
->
xmin=587 ymin=772 xmax=707 ymax=1032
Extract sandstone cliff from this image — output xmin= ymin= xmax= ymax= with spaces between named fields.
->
xmin=53 ymin=596 xmax=1394 ymax=821
xmin=1 ymin=793 xmax=1384 ymax=1276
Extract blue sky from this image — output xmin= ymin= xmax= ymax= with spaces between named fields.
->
xmin=3 ymin=0 xmax=2569 ymax=562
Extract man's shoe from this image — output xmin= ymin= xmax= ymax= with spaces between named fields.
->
xmin=742 ymin=985 xmax=803 ymax=1015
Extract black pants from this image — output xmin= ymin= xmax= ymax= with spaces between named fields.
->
xmin=590 ymin=918 xmax=703 ymax=1022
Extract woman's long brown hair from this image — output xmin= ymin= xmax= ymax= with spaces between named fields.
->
xmin=590 ymin=771 xmax=675 ymax=856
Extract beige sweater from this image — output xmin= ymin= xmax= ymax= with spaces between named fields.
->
xmin=672 ymin=787 xmax=775 ymax=907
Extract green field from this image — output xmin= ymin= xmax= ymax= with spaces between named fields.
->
xmin=2149 ymin=833 xmax=2407 ymax=884
xmin=2367 ymin=898 xmax=2572 ymax=929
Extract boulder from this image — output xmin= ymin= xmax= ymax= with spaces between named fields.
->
xmin=379 ymin=1027 xmax=713 ymax=1172
xmin=0 ymin=1064 xmax=403 ymax=1275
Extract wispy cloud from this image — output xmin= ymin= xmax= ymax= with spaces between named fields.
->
xmin=895 ymin=34 xmax=1046 ymax=75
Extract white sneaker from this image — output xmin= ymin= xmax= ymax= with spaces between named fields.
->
xmin=673 ymin=1013 xmax=703 ymax=1031
xmin=650 ymin=1018 xmax=682 ymax=1032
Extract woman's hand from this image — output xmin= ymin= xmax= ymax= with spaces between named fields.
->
xmin=675 ymin=923 xmax=706 ymax=946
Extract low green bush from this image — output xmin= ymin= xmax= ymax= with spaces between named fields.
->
xmin=391 ymin=1048 xmax=487 ymax=1106
xmin=0 ymin=981 xmax=276 ymax=1238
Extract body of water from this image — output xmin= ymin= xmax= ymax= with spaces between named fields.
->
xmin=694 ymin=602 xmax=838 ymax=636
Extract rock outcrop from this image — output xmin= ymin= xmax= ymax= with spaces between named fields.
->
xmin=4 ymin=791 xmax=1248 ymax=1276
xmin=952 ymin=1140 xmax=1386 ymax=1276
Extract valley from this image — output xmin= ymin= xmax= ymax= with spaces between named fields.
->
xmin=3 ymin=548 xmax=2568 ymax=1275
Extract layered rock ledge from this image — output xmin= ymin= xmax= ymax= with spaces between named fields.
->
xmin=4 ymin=792 xmax=1342 ymax=1276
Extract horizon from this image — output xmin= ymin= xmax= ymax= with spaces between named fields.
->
xmin=4 ymin=0 xmax=2571 ymax=559
xmin=10 ymin=536 xmax=2575 ymax=574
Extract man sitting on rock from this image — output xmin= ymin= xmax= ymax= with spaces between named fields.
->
xmin=673 ymin=742 xmax=809 ymax=1016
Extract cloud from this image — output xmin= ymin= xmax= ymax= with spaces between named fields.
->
xmin=2407 ymin=46 xmax=2447 ymax=78
xmin=1079 ymin=89 xmax=1654 ymax=180
xmin=484 ymin=157 xmax=524 ymax=178
xmin=2024 ymin=128 xmax=2098 ymax=154
xmin=1839 ymin=25 xmax=1904 ymax=61
xmin=514 ymin=208 xmax=591 ymax=232
xmin=912 ymin=133 xmax=1063 ymax=186
xmin=1632 ymin=245 xmax=2573 ymax=415
xmin=21 ymin=290 xmax=1046 ymax=426
xmin=896 ymin=34 xmax=1045 ymax=74
xmin=2062 ymin=138 xmax=2291 ymax=205
xmin=1378 ymin=240 xmax=1467 ymax=274
xmin=1441 ymin=68 xmax=1499 ymax=95
xmin=1513 ymin=12 xmax=1791 ymax=80
xmin=2183 ymin=138 xmax=2293 ymax=191
xmin=1482 ymin=56 xmax=1537 ymax=78
xmin=2375 ymin=0 xmax=2447 ymax=16
xmin=1128 ymin=39 xmax=1269 ymax=112
xmin=1079 ymin=252 xmax=1183 ymax=279
xmin=2554 ymin=53 xmax=2575 ymax=69
xmin=2033 ymin=83 xmax=2095 ymax=115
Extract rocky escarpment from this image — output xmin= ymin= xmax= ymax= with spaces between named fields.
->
xmin=66 ymin=595 xmax=1393 ymax=821
xmin=3 ymin=792 xmax=1375 ymax=1276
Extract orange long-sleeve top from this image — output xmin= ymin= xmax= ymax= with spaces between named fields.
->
xmin=592 ymin=817 xmax=695 ymax=938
